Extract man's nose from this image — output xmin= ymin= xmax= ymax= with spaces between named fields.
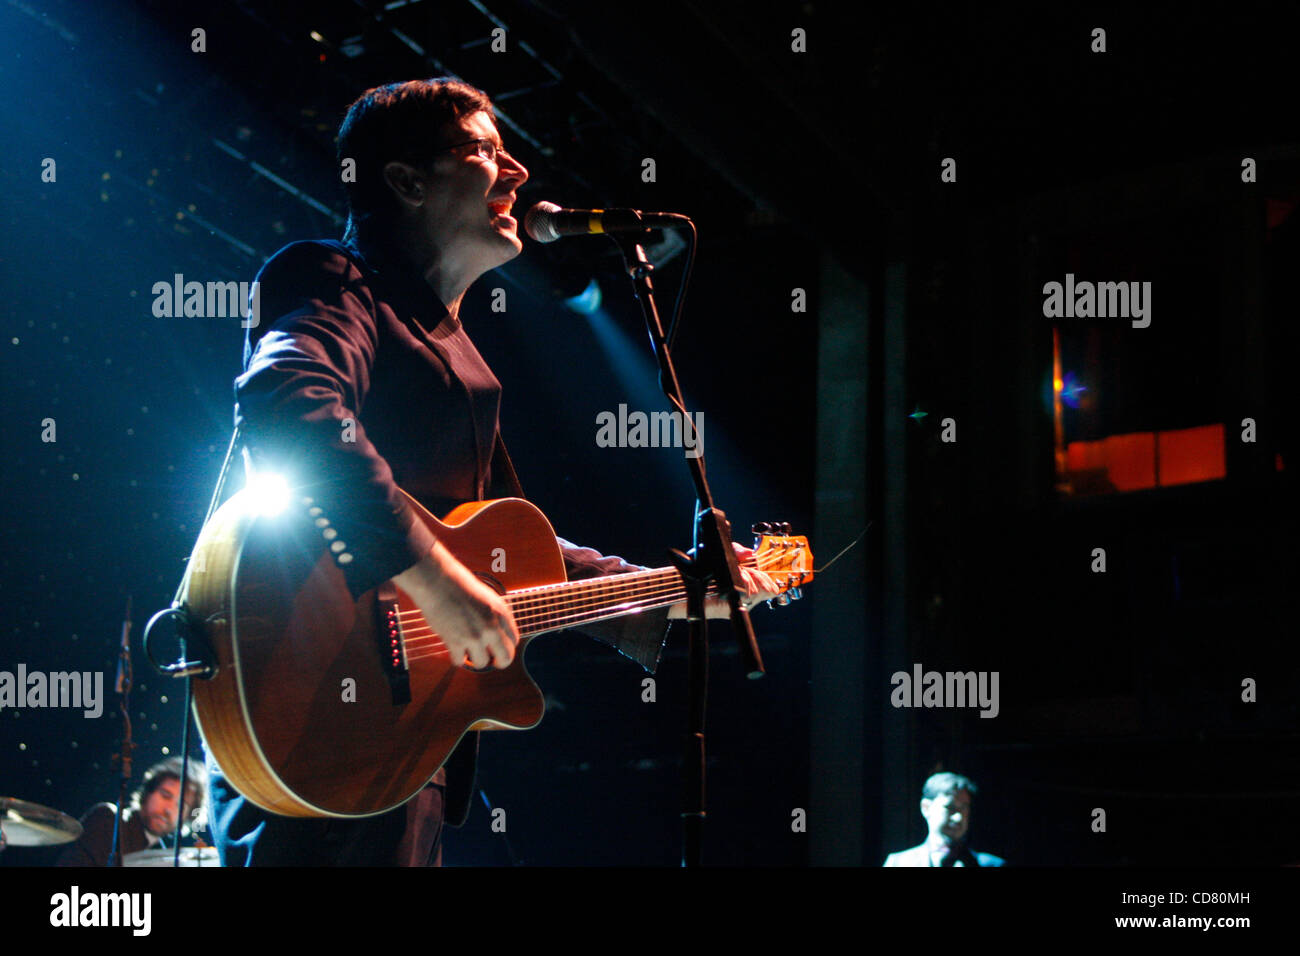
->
xmin=499 ymin=153 xmax=528 ymax=187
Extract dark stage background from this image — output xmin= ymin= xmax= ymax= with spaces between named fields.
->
xmin=1 ymin=0 xmax=1297 ymax=877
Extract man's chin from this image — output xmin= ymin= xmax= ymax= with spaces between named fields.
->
xmin=492 ymin=234 xmax=523 ymax=263
xmin=470 ymin=234 xmax=522 ymax=280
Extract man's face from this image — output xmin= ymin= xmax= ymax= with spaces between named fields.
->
xmin=140 ymin=778 xmax=196 ymax=837
xmin=415 ymin=110 xmax=529 ymax=278
xmin=921 ymin=788 xmax=971 ymax=845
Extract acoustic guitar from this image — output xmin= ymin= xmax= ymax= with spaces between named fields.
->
xmin=183 ymin=486 xmax=812 ymax=818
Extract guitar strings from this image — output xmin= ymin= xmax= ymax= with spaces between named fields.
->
xmin=399 ymin=574 xmax=685 ymax=631
xmin=401 ymin=592 xmax=681 ymax=663
xmin=401 ymin=572 xmax=729 ymax=663
xmin=396 ymin=549 xmax=802 ymax=661
xmin=396 ymin=552 xmax=789 ymax=636
xmin=400 ymin=584 xmax=682 ymax=663
xmin=400 ymin=578 xmax=768 ymax=660
xmin=399 ymin=587 xmax=689 ymax=658
xmin=400 ymin=581 xmax=688 ymax=643
xmin=395 ymin=551 xmax=794 ymax=636
xmin=393 ymin=549 xmax=789 ymax=619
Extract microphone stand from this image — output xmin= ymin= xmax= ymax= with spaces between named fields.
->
xmin=108 ymin=596 xmax=134 ymax=867
xmin=607 ymin=225 xmax=764 ymax=868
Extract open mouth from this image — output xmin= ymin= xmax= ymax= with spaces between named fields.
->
xmin=488 ymin=199 xmax=515 ymax=222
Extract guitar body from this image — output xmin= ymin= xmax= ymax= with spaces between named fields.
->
xmin=186 ymin=492 xmax=561 ymax=818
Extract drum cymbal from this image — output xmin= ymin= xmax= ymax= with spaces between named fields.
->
xmin=0 ymin=796 xmax=83 ymax=846
xmin=122 ymin=846 xmax=219 ymax=867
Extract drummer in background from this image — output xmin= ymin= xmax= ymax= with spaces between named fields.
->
xmin=56 ymin=756 xmax=208 ymax=866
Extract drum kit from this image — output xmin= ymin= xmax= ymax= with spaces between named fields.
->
xmin=0 ymin=796 xmax=81 ymax=848
xmin=120 ymin=846 xmax=218 ymax=867
xmin=0 ymin=796 xmax=217 ymax=866
xmin=2 ymin=603 xmax=220 ymax=866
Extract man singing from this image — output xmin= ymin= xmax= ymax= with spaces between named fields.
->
xmin=207 ymin=78 xmax=777 ymax=866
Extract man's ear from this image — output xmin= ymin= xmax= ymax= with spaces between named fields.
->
xmin=920 ymin=797 xmax=932 ymax=817
xmin=382 ymin=160 xmax=426 ymax=208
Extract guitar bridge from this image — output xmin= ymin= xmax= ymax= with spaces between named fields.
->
xmin=375 ymin=582 xmax=411 ymax=707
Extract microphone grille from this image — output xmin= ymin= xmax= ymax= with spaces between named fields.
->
xmin=524 ymin=201 xmax=563 ymax=243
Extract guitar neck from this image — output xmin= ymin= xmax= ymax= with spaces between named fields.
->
xmin=505 ymin=567 xmax=714 ymax=637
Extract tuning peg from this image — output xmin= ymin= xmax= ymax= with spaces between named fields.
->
xmin=774 ymin=593 xmax=791 ymax=606
xmin=789 ymin=587 xmax=803 ymax=601
xmin=751 ymin=522 xmax=772 ymax=536
xmin=780 ymin=521 xmax=792 ymax=534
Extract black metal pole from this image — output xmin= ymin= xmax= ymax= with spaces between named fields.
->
xmin=607 ymin=225 xmax=764 ymax=867
xmin=108 ymin=596 xmax=134 ymax=867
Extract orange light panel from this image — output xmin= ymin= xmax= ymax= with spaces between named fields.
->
xmin=1101 ymin=432 xmax=1157 ymax=491
xmin=1065 ymin=423 xmax=1226 ymax=493
xmin=1157 ymin=424 xmax=1225 ymax=486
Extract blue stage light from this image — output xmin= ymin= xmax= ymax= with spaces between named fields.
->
xmin=562 ymin=278 xmax=602 ymax=314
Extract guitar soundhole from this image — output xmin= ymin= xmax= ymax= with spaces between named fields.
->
xmin=475 ymin=572 xmax=506 ymax=594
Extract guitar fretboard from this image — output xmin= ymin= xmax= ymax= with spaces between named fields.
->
xmin=504 ymin=567 xmax=718 ymax=635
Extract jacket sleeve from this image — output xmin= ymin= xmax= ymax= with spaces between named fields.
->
xmin=556 ymin=539 xmax=673 ymax=673
xmin=56 ymin=804 xmax=116 ymax=867
xmin=485 ymin=434 xmax=671 ymax=673
xmin=234 ymin=243 xmax=437 ymax=599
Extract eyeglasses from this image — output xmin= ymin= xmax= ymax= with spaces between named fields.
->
xmin=438 ymin=137 xmax=515 ymax=165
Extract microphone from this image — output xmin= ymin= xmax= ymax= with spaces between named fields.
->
xmin=524 ymin=201 xmax=689 ymax=243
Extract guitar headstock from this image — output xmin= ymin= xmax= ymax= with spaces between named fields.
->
xmin=748 ymin=522 xmax=813 ymax=606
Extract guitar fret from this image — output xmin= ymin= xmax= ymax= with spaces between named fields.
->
xmin=506 ymin=568 xmax=697 ymax=635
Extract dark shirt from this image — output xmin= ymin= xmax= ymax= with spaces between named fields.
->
xmin=56 ymin=804 xmax=154 ymax=867
xmin=882 ymin=840 xmax=1006 ymax=867
xmin=233 ymin=238 xmax=669 ymax=669
xmin=213 ymin=238 xmax=672 ymax=863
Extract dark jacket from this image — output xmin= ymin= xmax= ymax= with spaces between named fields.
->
xmin=230 ymin=238 xmax=669 ymax=829
xmin=56 ymin=804 xmax=152 ymax=867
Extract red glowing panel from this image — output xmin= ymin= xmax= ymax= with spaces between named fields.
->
xmin=1065 ymin=423 xmax=1227 ymax=493
xmin=1103 ymin=432 xmax=1157 ymax=491
xmin=1065 ymin=439 xmax=1104 ymax=473
xmin=1066 ymin=433 xmax=1156 ymax=490
xmin=1157 ymin=424 xmax=1225 ymax=486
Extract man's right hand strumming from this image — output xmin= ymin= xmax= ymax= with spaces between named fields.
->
xmin=394 ymin=540 xmax=519 ymax=669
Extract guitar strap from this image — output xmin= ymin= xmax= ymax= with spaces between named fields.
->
xmin=169 ymin=425 xmax=245 ymax=610
xmin=488 ymin=432 xmax=526 ymax=499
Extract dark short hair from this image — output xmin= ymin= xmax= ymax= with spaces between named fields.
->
xmin=131 ymin=756 xmax=208 ymax=813
xmin=337 ymin=77 xmax=494 ymax=226
xmin=922 ymin=772 xmax=977 ymax=800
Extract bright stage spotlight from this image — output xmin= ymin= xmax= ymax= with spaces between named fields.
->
xmin=243 ymin=472 xmax=292 ymax=517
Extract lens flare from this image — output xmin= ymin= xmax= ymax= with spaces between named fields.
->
xmin=244 ymin=472 xmax=291 ymax=517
